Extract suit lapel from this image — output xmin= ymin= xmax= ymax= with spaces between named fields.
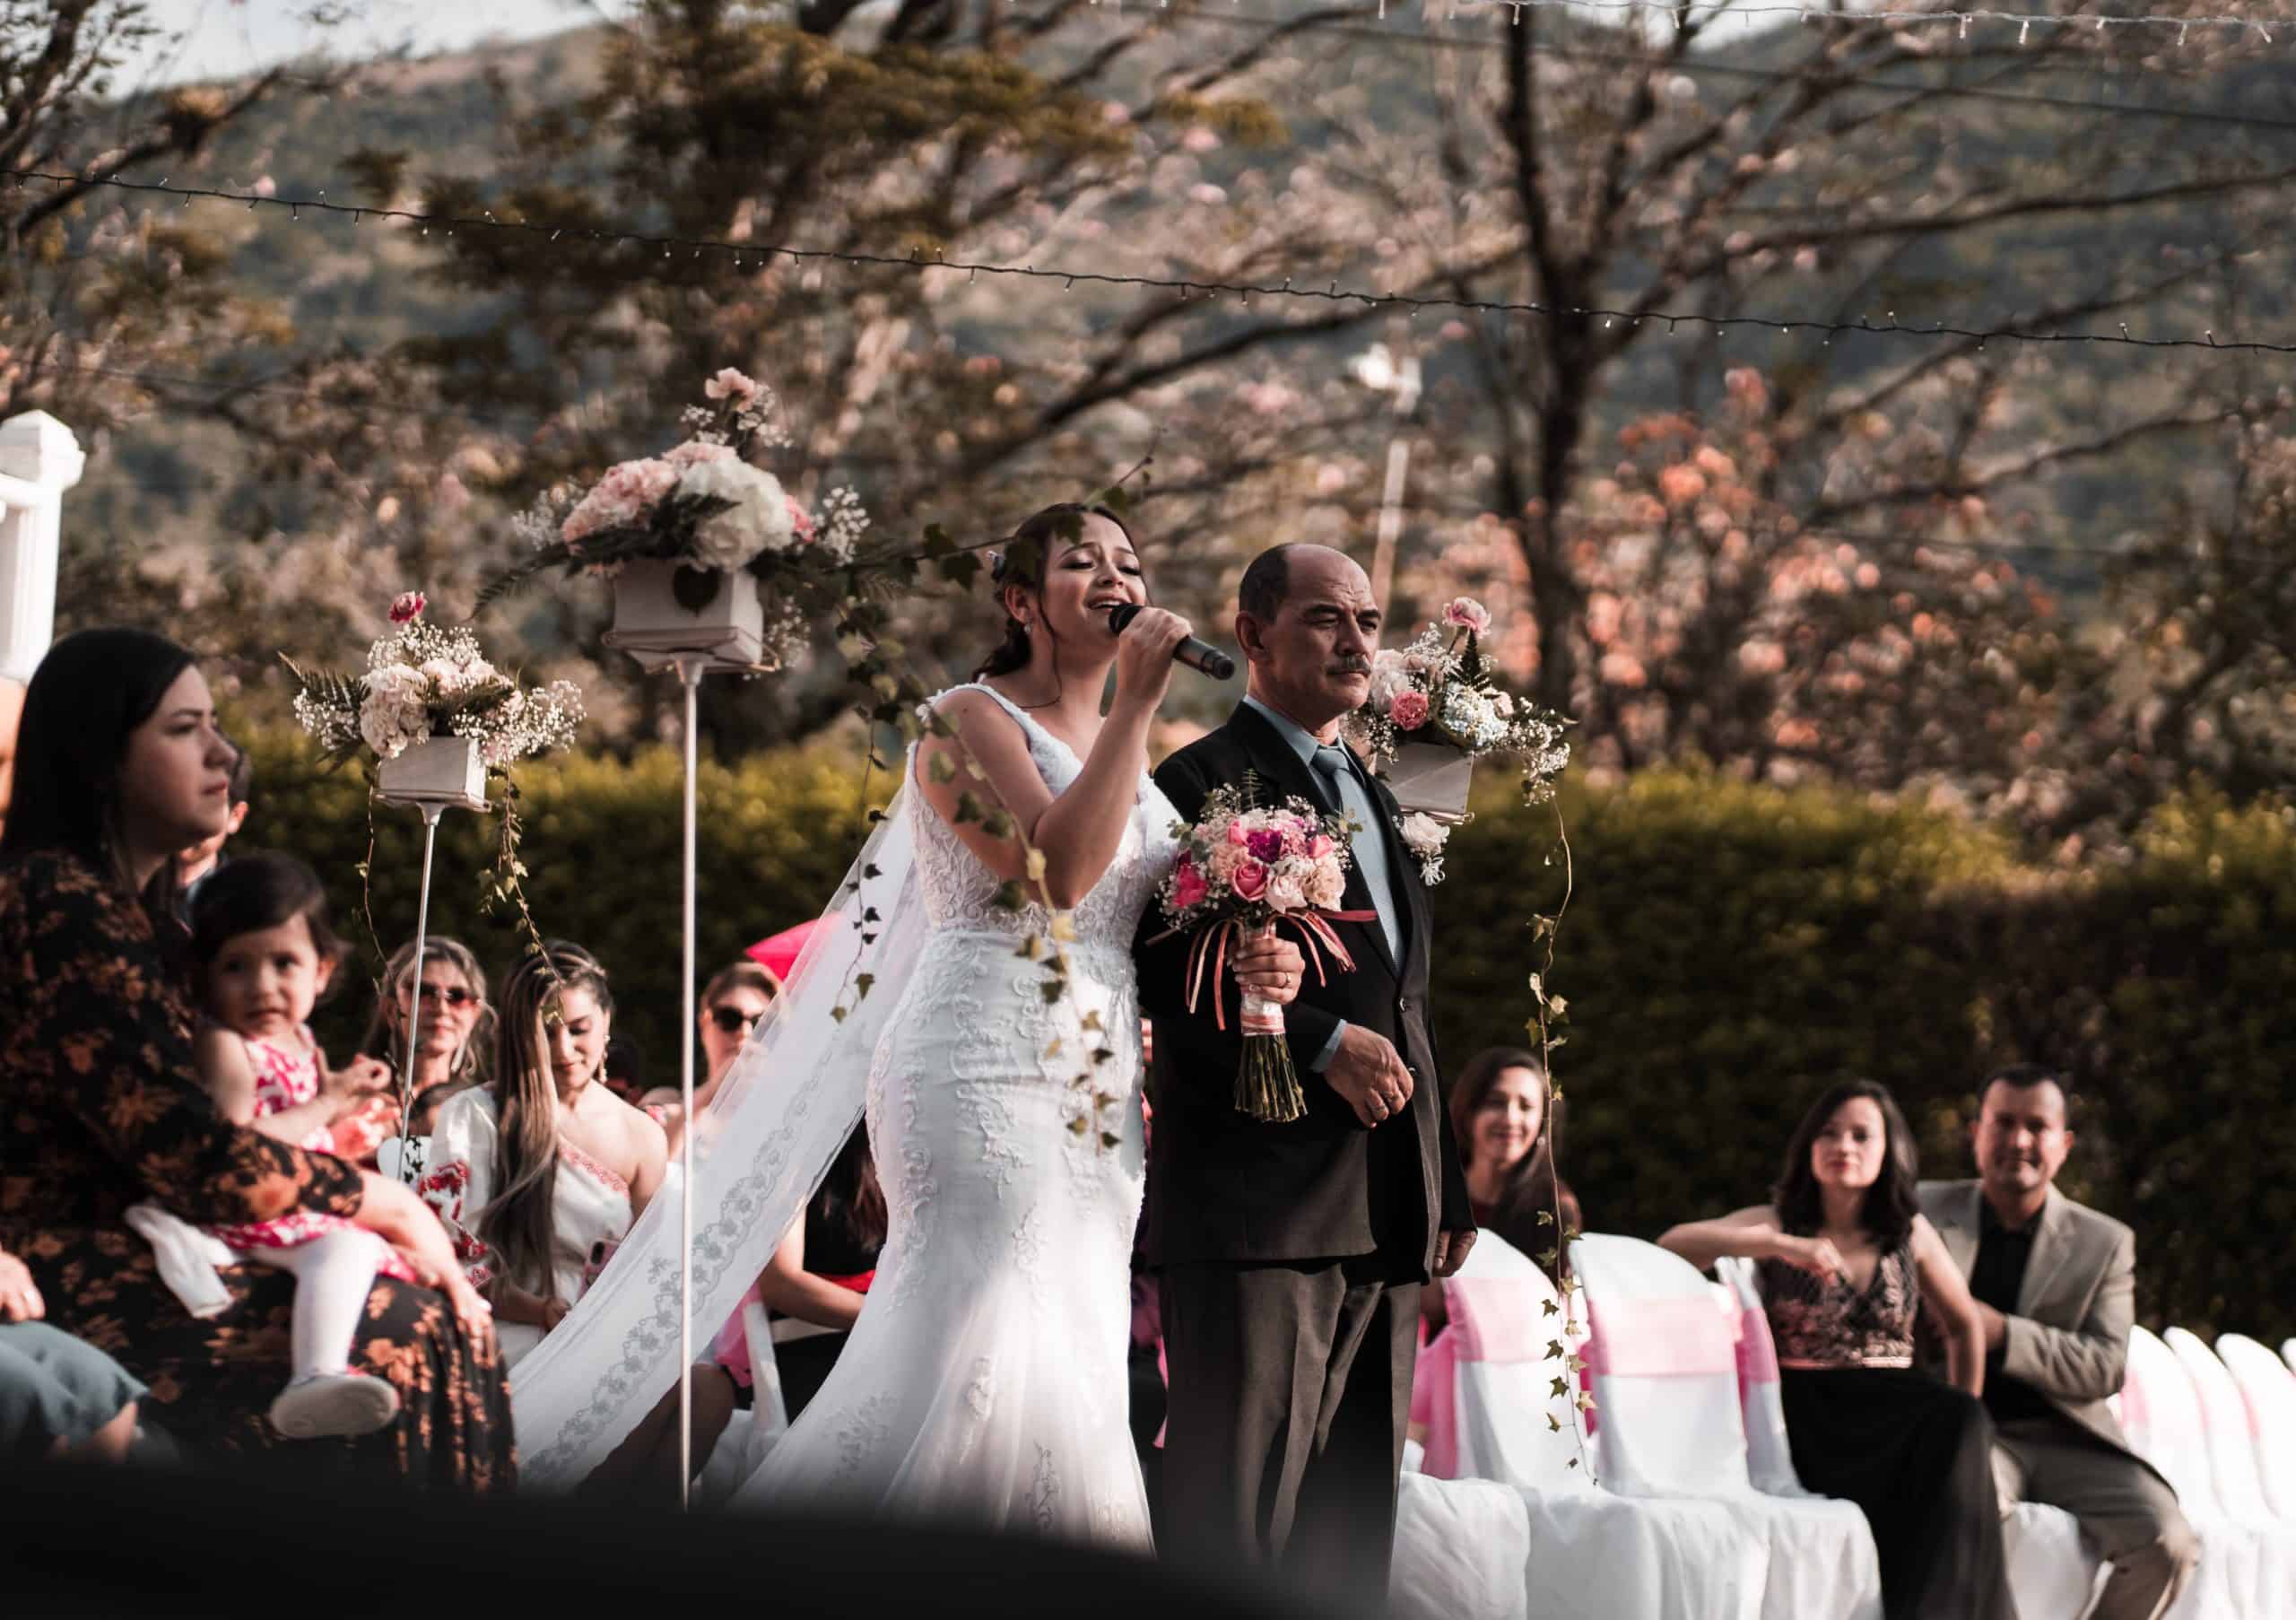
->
xmin=1221 ymin=705 xmax=1401 ymax=980
xmin=2017 ymin=1187 xmax=2077 ymax=1319
xmin=1934 ymin=1181 xmax=1982 ymax=1277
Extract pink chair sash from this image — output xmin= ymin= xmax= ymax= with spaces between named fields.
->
xmin=1450 ymin=1276 xmax=1551 ymax=1365
xmin=1735 ymin=1303 xmax=1781 ymax=1401
xmin=1583 ymin=1295 xmax=1742 ymax=1379
xmin=1413 ymin=1326 xmax=1463 ymax=1479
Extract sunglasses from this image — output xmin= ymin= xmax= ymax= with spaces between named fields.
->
xmin=402 ymin=982 xmax=477 ymax=1008
xmin=709 ymin=1006 xmax=766 ymax=1035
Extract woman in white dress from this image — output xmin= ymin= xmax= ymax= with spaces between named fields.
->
xmin=721 ymin=503 xmax=1307 ymax=1542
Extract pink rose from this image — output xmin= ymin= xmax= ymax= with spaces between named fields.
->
xmin=1230 ymin=858 xmax=1267 ymax=901
xmin=1227 ymin=821 xmax=1250 ymax=846
xmin=1443 ymin=596 xmax=1492 ymax=635
xmin=787 ymin=493 xmax=815 ymax=544
xmin=1307 ymin=834 xmax=1335 ymax=860
xmin=1389 ymin=689 xmax=1431 ymax=731
xmin=1171 ymin=854 xmax=1209 ymax=910
xmin=387 ymin=591 xmax=426 ymax=625
xmin=704 ymin=367 xmax=761 ymax=405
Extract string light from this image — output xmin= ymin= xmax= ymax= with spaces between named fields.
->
xmin=11 ymin=165 xmax=2296 ymax=355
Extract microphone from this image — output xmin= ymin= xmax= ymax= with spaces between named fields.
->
xmin=1106 ymin=602 xmax=1237 ymax=680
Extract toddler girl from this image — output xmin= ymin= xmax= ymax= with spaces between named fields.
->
xmin=188 ymin=852 xmax=422 ymax=1439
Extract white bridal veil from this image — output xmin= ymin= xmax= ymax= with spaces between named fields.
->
xmin=507 ymin=780 xmax=923 ymax=1490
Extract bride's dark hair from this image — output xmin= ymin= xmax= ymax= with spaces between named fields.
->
xmin=971 ymin=501 xmax=1139 ymax=683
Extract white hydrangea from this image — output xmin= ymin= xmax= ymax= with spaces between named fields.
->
xmin=678 ymin=457 xmax=793 ymax=571
xmin=359 ymin=664 xmax=431 ymax=759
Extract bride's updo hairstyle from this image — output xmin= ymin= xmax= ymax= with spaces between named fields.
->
xmin=971 ymin=501 xmax=1141 ymax=683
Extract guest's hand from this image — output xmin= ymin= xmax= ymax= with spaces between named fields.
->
xmin=1976 ymin=1300 xmax=2008 ymax=1353
xmin=1324 ymin=1025 xmax=1413 ymax=1128
xmin=0 ymin=1250 xmax=44 ymax=1323
xmin=318 ymin=1051 xmax=395 ymax=1120
xmin=1231 ymin=933 xmax=1308 ymax=1006
xmin=541 ymin=1296 xmax=573 ymax=1332
xmin=1433 ymin=1229 xmax=1476 ymax=1279
xmin=397 ymin=1245 xmax=493 ymax=1339
xmin=1775 ymin=1232 xmax=1848 ymax=1283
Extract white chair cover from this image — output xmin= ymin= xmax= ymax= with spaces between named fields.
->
xmin=1395 ymin=1232 xmax=1763 ymax=1620
xmin=2125 ymin=1325 xmax=2283 ymax=1619
xmin=1570 ymin=1234 xmax=1883 ymax=1620
xmin=2283 ymin=1341 xmax=2296 ymax=1379
xmin=1712 ymin=1257 xmax=1813 ymax=1498
xmin=2219 ymin=1335 xmax=2296 ymax=1523
xmin=2169 ymin=1330 xmax=2286 ymax=1530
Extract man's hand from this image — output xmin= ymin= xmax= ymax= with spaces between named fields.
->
xmin=1976 ymin=1300 xmax=2009 ymax=1354
xmin=1323 ymin=1024 xmax=1413 ymax=1128
xmin=1433 ymin=1230 xmax=1476 ymax=1279
xmin=0 ymin=1249 xmax=44 ymax=1323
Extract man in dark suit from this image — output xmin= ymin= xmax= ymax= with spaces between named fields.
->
xmin=1136 ymin=543 xmax=1474 ymax=1595
xmin=1920 ymin=1066 xmax=2197 ymax=1620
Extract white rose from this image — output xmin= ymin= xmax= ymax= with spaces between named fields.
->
xmin=1398 ymin=812 xmax=1449 ymax=858
xmin=1368 ymin=648 xmax=1412 ymax=710
xmin=678 ymin=458 xmax=793 ymax=571
xmin=1306 ymin=862 xmax=1345 ymax=910
xmin=1265 ymin=860 xmax=1309 ymax=913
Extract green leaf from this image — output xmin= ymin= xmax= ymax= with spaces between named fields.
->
xmin=952 ymin=790 xmax=987 ymax=825
xmin=991 ymin=878 xmax=1025 ymax=911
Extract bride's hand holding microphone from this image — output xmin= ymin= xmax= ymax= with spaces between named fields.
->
xmin=1107 ymin=605 xmax=1197 ymax=713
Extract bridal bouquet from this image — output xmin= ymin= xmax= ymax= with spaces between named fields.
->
xmin=480 ymin=367 xmax=872 ymax=665
xmin=1346 ymin=596 xmax=1571 ymax=883
xmin=1154 ymin=778 xmax=1365 ymax=1124
xmin=286 ymin=592 xmax=585 ymax=770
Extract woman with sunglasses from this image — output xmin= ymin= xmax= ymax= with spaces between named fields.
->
xmin=644 ymin=960 xmax=780 ymax=1149
xmin=353 ymin=937 xmax=495 ymax=1166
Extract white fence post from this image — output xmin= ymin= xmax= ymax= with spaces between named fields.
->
xmin=0 ymin=409 xmax=86 ymax=684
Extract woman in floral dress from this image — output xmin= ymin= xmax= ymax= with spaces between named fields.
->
xmin=0 ymin=628 xmax=515 ymax=1485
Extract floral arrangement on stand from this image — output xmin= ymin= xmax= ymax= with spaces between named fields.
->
xmin=1347 ymin=596 xmax=1572 ymax=884
xmin=1152 ymin=778 xmax=1362 ymax=1125
xmin=481 ymin=369 xmax=872 ymax=669
xmin=285 ymin=591 xmax=584 ymax=960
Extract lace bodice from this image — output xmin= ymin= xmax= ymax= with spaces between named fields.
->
xmin=910 ymin=684 xmax=1178 ymax=950
xmin=1760 ymin=1235 xmax=1919 ymax=1368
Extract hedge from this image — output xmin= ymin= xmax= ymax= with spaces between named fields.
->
xmin=236 ymin=728 xmax=2296 ymax=1343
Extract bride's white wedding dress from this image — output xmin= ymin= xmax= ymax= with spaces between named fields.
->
xmin=726 ymin=684 xmax=1177 ymax=1544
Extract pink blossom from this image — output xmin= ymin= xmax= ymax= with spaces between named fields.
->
xmin=1442 ymin=596 xmax=1492 ymax=635
xmin=1226 ymin=821 xmax=1250 ymax=846
xmin=1246 ymin=828 xmax=1285 ymax=863
xmin=787 ymin=493 xmax=815 ymax=545
xmin=1171 ymin=854 xmax=1209 ymax=910
xmin=1388 ymin=690 xmax=1431 ymax=731
xmin=1306 ymin=834 xmax=1334 ymax=861
xmin=704 ymin=368 xmax=761 ymax=405
xmin=388 ymin=591 xmax=426 ymax=624
xmin=1230 ymin=858 xmax=1267 ymax=901
xmin=561 ymin=457 xmax=678 ymax=543
xmin=665 ymin=440 xmax=735 ymax=470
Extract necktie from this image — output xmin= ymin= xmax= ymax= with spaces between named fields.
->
xmin=1310 ymin=744 xmax=1401 ymax=961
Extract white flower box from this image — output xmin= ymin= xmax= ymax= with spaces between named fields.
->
xmin=376 ymin=735 xmax=487 ymax=811
xmin=1384 ymin=741 xmax=1475 ymax=817
xmin=602 ymin=558 xmax=768 ymax=673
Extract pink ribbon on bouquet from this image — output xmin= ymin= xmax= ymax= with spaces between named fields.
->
xmin=1174 ymin=910 xmax=1375 ymax=1032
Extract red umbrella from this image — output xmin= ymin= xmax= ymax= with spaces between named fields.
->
xmin=745 ymin=919 xmax=822 ymax=981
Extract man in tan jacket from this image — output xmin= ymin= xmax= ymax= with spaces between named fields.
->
xmin=1920 ymin=1065 xmax=2197 ymax=1620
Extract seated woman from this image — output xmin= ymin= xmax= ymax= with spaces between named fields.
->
xmin=422 ymin=942 xmax=735 ymax=1494
xmin=0 ymin=629 xmax=512 ymax=1485
xmin=643 ymin=958 xmax=780 ymax=1148
xmin=1659 ymin=1078 xmax=2011 ymax=1620
xmin=1422 ymin=1047 xmax=1578 ymax=1335
xmin=356 ymin=936 xmax=494 ymax=1158
xmin=742 ymin=1125 xmax=884 ymax=1420
xmin=2 ymin=1246 xmax=144 ymax=1464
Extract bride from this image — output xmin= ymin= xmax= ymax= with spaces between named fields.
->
xmin=504 ymin=502 xmax=1305 ymax=1542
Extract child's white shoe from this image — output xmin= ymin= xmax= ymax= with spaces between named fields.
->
xmin=269 ymin=1372 xmax=401 ymax=1439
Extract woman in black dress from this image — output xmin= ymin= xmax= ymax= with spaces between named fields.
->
xmin=757 ymin=1125 xmax=885 ymax=1418
xmin=1660 ymin=1079 xmax=2013 ymax=1620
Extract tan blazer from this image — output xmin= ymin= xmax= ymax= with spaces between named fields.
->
xmin=1918 ymin=1180 xmax=2141 ymax=1457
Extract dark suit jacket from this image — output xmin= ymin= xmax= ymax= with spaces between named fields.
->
xmin=1135 ymin=703 xmax=1473 ymax=1277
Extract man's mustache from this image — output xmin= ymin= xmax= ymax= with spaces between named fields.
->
xmin=1328 ymin=656 xmax=1373 ymax=675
